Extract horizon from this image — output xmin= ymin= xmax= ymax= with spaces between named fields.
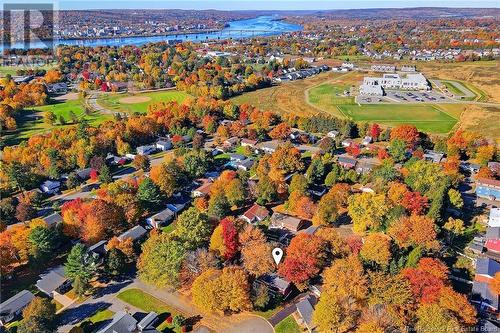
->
xmin=51 ymin=1 xmax=500 ymax=11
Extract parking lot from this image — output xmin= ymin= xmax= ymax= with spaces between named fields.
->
xmin=356 ymin=90 xmax=457 ymax=104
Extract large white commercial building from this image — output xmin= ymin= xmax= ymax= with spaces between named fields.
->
xmin=359 ymin=73 xmax=430 ymax=96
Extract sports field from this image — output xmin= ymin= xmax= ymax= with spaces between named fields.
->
xmin=337 ymin=104 xmax=458 ymax=133
xmin=97 ymin=90 xmax=189 ymax=114
xmin=308 ymin=83 xmax=355 ymax=106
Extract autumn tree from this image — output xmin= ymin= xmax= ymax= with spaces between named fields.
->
xmin=490 ymin=272 xmax=500 ymax=295
xmin=401 ymin=191 xmax=429 ymax=215
xmin=348 ymin=192 xmax=389 ymax=234
xmin=313 ymin=183 xmax=350 ymax=226
xmin=389 ymin=214 xmax=439 ymax=251
xmin=313 ymin=290 xmax=358 ymax=333
xmin=269 ymin=122 xmax=291 ymax=140
xmin=210 ymin=218 xmax=239 ymax=261
xmin=239 ymin=225 xmax=274 ymax=276
xmin=191 ymin=266 xmax=252 ymax=313
xmin=133 ymin=154 xmax=151 ymax=172
xmin=279 ymin=233 xmax=327 ymax=288
xmin=179 ymin=248 xmax=220 ymax=288
xmin=390 ymin=125 xmax=419 ymax=148
xmin=18 ymin=297 xmax=56 ymax=333
xmin=150 ymin=161 xmax=187 ymax=197
xmin=360 ymin=233 xmax=392 ymax=268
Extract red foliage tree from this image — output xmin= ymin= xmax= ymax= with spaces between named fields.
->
xmin=401 ymin=191 xmax=429 ymax=215
xmin=390 ymin=125 xmax=419 ymax=148
xmin=346 ymin=144 xmax=361 ymax=158
xmin=401 ymin=257 xmax=449 ymax=304
xmin=278 ymin=234 xmax=327 ymax=286
xmin=377 ymin=148 xmax=390 ymax=161
xmin=369 ymin=123 xmax=381 ymax=140
xmin=345 ymin=234 xmax=363 ymax=255
xmin=220 ymin=218 xmax=239 ymax=261
xmin=90 ymin=169 xmax=98 ymax=181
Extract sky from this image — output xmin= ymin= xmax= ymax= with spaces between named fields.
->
xmin=51 ymin=0 xmax=499 ymax=10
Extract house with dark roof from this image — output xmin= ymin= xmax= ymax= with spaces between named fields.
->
xmin=337 ymin=156 xmax=357 ymax=169
xmin=423 ymin=150 xmax=445 ymax=163
xmin=88 ymin=240 xmax=108 ymax=263
xmin=269 ymin=213 xmax=306 ymax=234
xmin=40 ymin=180 xmax=61 ymax=194
xmin=96 ymin=311 xmax=161 ymax=333
xmin=0 ymin=290 xmax=35 ymax=325
xmin=146 ymin=208 xmax=175 ymax=229
xmin=256 ymin=274 xmax=293 ymax=299
xmin=117 ymin=225 xmax=147 ymax=242
xmin=42 ymin=213 xmax=62 ymax=228
xmin=36 ymin=266 xmax=71 ymax=297
xmin=240 ymin=203 xmax=269 ymax=225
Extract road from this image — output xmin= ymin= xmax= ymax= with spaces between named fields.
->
xmin=57 ymin=275 xmax=274 ymax=333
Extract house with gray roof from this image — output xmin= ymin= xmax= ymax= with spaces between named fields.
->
xmin=256 ymin=274 xmax=293 ymax=299
xmin=42 ymin=212 xmax=62 ymax=228
xmin=472 ymin=280 xmax=499 ymax=313
xmin=0 ymin=290 xmax=35 ymax=325
xmin=146 ymin=208 xmax=175 ymax=229
xmin=96 ymin=311 xmax=161 ymax=333
xmin=36 ymin=265 xmax=71 ymax=297
xmin=117 ymin=225 xmax=147 ymax=242
xmin=295 ymin=296 xmax=316 ymax=332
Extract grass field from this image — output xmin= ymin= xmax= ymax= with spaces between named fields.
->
xmin=337 ymin=104 xmax=458 ymax=133
xmin=274 ymin=315 xmax=301 ymax=333
xmin=3 ymin=98 xmax=111 ymax=146
xmin=308 ymin=82 xmax=355 ymax=106
xmin=98 ymin=90 xmax=189 ymax=114
xmin=0 ymin=64 xmax=57 ymax=77
xmin=117 ymin=288 xmax=183 ymax=332
xmin=441 ymin=80 xmax=466 ymax=96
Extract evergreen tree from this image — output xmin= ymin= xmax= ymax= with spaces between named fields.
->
xmin=137 ymin=178 xmax=164 ymax=210
xmin=65 ymin=244 xmax=97 ymax=296
xmin=98 ymin=165 xmax=112 ymax=184
xmin=28 ymin=226 xmax=58 ymax=265
xmin=105 ymin=248 xmax=127 ymax=276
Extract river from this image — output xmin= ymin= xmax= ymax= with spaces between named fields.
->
xmin=4 ymin=15 xmax=302 ymax=50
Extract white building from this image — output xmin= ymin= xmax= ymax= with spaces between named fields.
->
xmin=360 ymin=73 xmax=430 ymax=95
xmin=489 ymin=208 xmax=500 ymax=228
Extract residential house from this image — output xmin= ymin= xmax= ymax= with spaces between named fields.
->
xmin=472 ymin=258 xmax=500 ymax=313
xmin=0 ymin=290 xmax=35 ymax=325
xmin=477 ymin=179 xmax=500 ymax=203
xmin=488 ymin=162 xmax=500 ymax=176
xmin=326 ymin=130 xmax=339 ymax=138
xmin=96 ymin=311 xmax=161 ymax=333
xmin=136 ymin=145 xmax=156 ymax=155
xmin=356 ymin=159 xmax=378 ymax=174
xmin=361 ymin=136 xmax=373 ymax=146
xmin=47 ymin=82 xmax=68 ymax=94
xmin=42 ymin=212 xmax=63 ymax=228
xmin=36 ymin=266 xmax=71 ymax=297
xmin=241 ymin=138 xmax=258 ymax=148
xmin=341 ymin=139 xmax=353 ymax=147
xmin=295 ymin=296 xmax=316 ymax=333
xmin=40 ymin=180 xmax=61 ymax=194
xmin=166 ymin=193 xmax=191 ymax=215
xmin=223 ymin=137 xmax=239 ymax=149
xmin=192 ymin=179 xmax=213 ymax=197
xmin=489 ymin=209 xmax=500 ymax=227
xmin=462 ymin=162 xmax=481 ymax=174
xmin=371 ymin=64 xmax=396 ymax=72
xmin=337 ymin=156 xmax=357 ymax=169
xmin=76 ymin=168 xmax=93 ymax=181
xmin=117 ymin=225 xmax=147 ymax=242
xmin=423 ymin=150 xmax=445 ymax=163
xmin=228 ymin=153 xmax=246 ymax=162
xmin=88 ymin=240 xmax=108 ymax=263
xmin=155 ymin=138 xmax=172 ymax=151
xmin=146 ymin=208 xmax=175 ymax=229
xmin=256 ymin=274 xmax=293 ymax=299
xmin=234 ymin=158 xmax=254 ymax=171
xmin=308 ymin=184 xmax=327 ymax=197
xmin=256 ymin=140 xmax=282 ymax=154
xmin=240 ymin=203 xmax=269 ymax=224
xmin=269 ymin=213 xmax=306 ymax=234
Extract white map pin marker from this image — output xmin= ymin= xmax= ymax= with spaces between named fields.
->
xmin=272 ymin=248 xmax=283 ymax=265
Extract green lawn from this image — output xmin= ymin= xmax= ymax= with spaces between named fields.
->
xmin=117 ymin=288 xmax=183 ymax=332
xmin=0 ymin=64 xmax=56 ymax=77
xmin=275 ymin=315 xmax=301 ymax=333
xmin=88 ymin=309 xmax=115 ymax=324
xmin=97 ymin=90 xmax=190 ymax=114
xmin=3 ymin=99 xmax=111 ymax=146
xmin=337 ymin=104 xmax=458 ymax=134
xmin=308 ymin=82 xmax=355 ymax=106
